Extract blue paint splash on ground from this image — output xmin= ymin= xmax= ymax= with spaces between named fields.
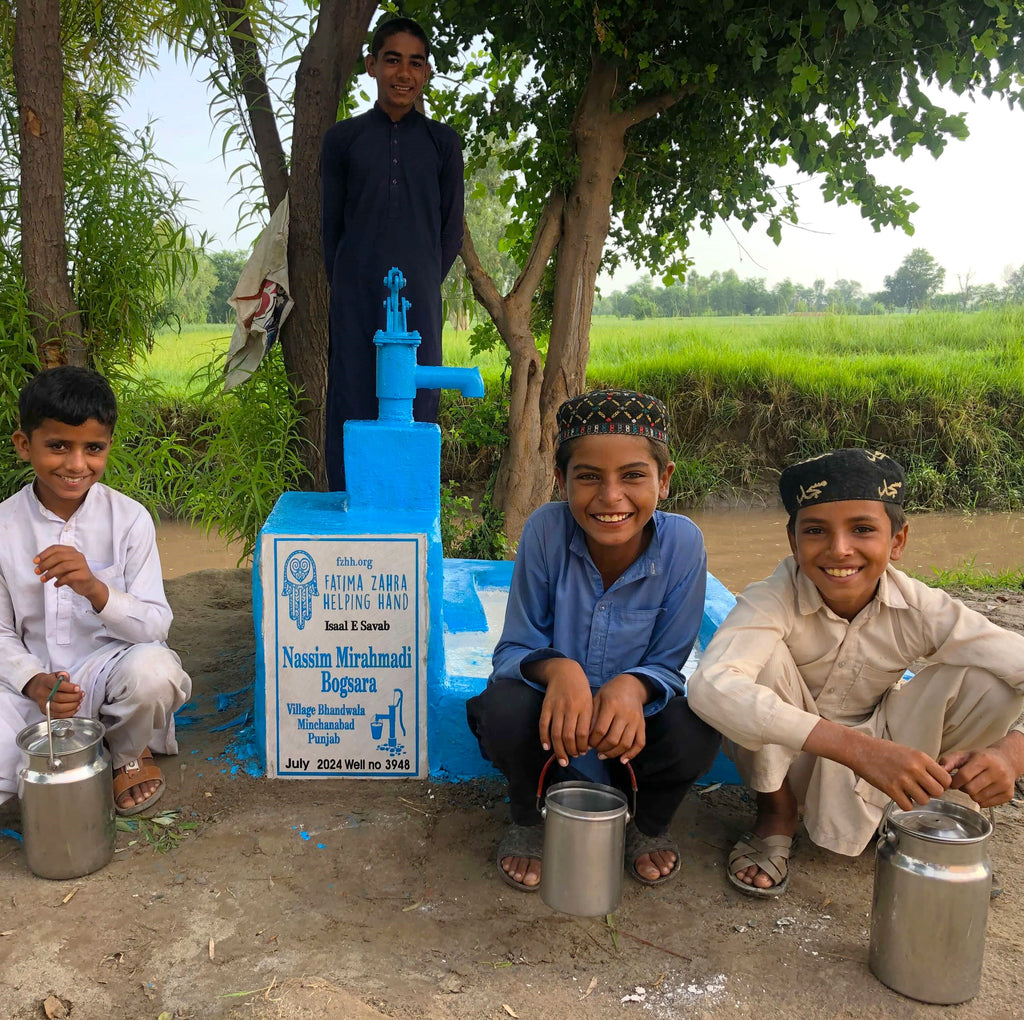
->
xmin=216 ymin=683 xmax=254 ymax=712
xmin=222 ymin=724 xmax=263 ymax=777
xmin=211 ymin=711 xmax=250 ymax=733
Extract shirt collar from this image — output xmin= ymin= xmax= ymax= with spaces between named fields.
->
xmin=24 ymin=479 xmax=92 ymax=524
xmin=792 ymin=557 xmax=908 ymax=619
xmin=371 ymin=102 xmax=422 ymax=126
xmin=568 ymin=509 xmax=665 ymax=585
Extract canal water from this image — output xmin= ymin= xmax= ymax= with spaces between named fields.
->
xmin=156 ymin=510 xmax=1024 ymax=594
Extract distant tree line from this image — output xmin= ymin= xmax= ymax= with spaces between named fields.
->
xmin=595 ymin=248 xmax=1024 ymax=318
xmin=157 ymin=247 xmax=248 ymax=325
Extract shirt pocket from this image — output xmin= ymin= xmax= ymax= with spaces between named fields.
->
xmin=74 ymin=562 xmax=124 ymax=617
xmin=833 ymin=663 xmax=904 ymax=720
xmin=602 ymin=607 xmax=662 ymax=678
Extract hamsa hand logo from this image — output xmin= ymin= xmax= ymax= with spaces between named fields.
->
xmin=282 ymin=550 xmax=318 ymax=630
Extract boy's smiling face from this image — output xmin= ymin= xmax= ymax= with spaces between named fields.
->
xmin=13 ymin=417 xmax=111 ymax=520
xmin=557 ymin=434 xmax=673 ymax=574
xmin=365 ymin=31 xmax=429 ymax=121
xmin=789 ymin=499 xmax=908 ymax=621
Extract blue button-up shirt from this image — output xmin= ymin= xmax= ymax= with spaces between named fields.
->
xmin=490 ymin=501 xmax=707 ymax=716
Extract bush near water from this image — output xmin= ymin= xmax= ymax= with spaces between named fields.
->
xmin=2 ymin=308 xmax=1023 ymax=559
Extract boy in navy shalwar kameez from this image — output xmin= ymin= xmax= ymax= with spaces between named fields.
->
xmin=320 ymin=16 xmax=464 ymax=490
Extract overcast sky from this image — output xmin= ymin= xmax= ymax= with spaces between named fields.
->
xmin=122 ymin=53 xmax=1024 ymax=296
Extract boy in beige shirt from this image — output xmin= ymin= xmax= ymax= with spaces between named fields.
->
xmin=687 ymin=448 xmax=1024 ymax=896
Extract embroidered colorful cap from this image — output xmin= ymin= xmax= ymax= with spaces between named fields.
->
xmin=779 ymin=448 xmax=906 ymax=514
xmin=556 ymin=389 xmax=670 ymax=447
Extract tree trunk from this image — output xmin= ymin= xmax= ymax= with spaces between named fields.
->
xmin=218 ymin=0 xmax=289 ymax=211
xmin=14 ymin=0 xmax=86 ymax=368
xmin=222 ymin=0 xmax=374 ymax=488
xmin=487 ymin=55 xmax=686 ymax=543
xmin=281 ymin=0 xmax=376 ymax=488
xmin=461 ymin=195 xmax=563 ymax=543
xmin=493 ymin=57 xmax=629 ymax=542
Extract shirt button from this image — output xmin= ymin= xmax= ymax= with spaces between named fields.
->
xmin=392 ymin=158 xmax=398 ymax=165
xmin=599 ymin=604 xmax=606 ymax=612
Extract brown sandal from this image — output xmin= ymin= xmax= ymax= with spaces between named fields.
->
xmin=113 ymin=749 xmax=165 ymax=816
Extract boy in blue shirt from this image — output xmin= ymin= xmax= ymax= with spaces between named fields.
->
xmin=467 ymin=390 xmax=719 ymax=890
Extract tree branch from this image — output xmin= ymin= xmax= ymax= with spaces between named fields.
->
xmin=508 ymin=188 xmax=564 ymax=309
xmin=218 ymin=0 xmax=289 ymax=211
xmin=460 ymin=221 xmax=508 ymax=335
xmin=616 ymin=84 xmax=697 ymax=131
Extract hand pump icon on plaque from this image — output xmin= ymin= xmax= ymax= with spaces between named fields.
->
xmin=371 ymin=689 xmax=406 ymax=756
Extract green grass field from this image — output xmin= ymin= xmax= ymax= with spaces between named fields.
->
xmin=152 ymin=306 xmax=1024 ymax=394
xmin=127 ymin=308 xmax=1024 ymax=562
xmin=141 ymin=323 xmax=233 ymax=397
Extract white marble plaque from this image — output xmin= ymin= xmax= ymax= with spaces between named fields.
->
xmin=263 ymin=535 xmax=427 ymax=778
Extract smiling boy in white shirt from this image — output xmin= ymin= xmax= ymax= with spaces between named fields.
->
xmin=0 ymin=367 xmax=191 ymax=816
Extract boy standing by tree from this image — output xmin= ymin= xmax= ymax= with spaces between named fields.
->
xmin=688 ymin=449 xmax=1024 ymax=896
xmin=0 ymin=367 xmax=191 ymax=816
xmin=467 ymin=390 xmax=720 ymax=890
xmin=320 ymin=16 xmax=464 ymax=490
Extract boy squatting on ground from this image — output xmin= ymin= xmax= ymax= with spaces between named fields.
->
xmin=467 ymin=390 xmax=720 ymax=890
xmin=0 ymin=367 xmax=191 ymax=816
xmin=687 ymin=448 xmax=1024 ymax=897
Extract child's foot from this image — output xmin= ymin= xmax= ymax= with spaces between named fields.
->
xmin=496 ymin=823 xmax=543 ymax=891
xmin=729 ymin=785 xmax=798 ymax=895
xmin=113 ymin=749 xmax=166 ymax=816
xmin=625 ymin=821 xmax=680 ymax=885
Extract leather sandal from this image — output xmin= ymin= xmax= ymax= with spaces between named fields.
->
xmin=728 ymin=831 xmax=793 ymax=897
xmin=113 ymin=748 xmax=166 ymax=817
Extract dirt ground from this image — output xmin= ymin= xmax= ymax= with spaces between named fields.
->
xmin=3 ymin=569 xmax=1024 ymax=1020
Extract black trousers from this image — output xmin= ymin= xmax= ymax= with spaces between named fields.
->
xmin=466 ymin=677 xmax=721 ymax=835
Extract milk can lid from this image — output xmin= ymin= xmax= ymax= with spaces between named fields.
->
xmin=889 ymin=798 xmax=992 ymax=842
xmin=16 ymin=717 xmax=105 ymax=756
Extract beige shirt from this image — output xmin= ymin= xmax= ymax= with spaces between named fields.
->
xmin=687 ymin=557 xmax=1024 ymax=753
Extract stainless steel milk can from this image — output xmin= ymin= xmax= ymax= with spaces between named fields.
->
xmin=869 ymin=797 xmax=993 ymax=1004
xmin=16 ymin=717 xmax=115 ymax=880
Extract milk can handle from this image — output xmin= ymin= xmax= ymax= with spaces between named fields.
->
xmin=878 ymin=800 xmax=898 ymax=846
xmin=535 ymin=753 xmax=637 ymax=817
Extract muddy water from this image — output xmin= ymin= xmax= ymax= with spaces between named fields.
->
xmin=688 ymin=508 xmax=1024 ymax=593
xmin=156 ymin=510 xmax=1024 ymax=592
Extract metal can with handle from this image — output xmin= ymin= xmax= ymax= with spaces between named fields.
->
xmin=869 ymin=797 xmax=993 ymax=1004
xmin=16 ymin=717 xmax=115 ymax=880
xmin=536 ymin=755 xmax=636 ymax=917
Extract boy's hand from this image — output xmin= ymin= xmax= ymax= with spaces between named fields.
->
xmin=589 ymin=673 xmax=649 ymax=763
xmin=34 ymin=544 xmax=109 ymax=611
xmin=532 ymin=659 xmax=593 ymax=766
xmin=941 ymin=733 xmax=1024 ymax=807
xmin=804 ymin=719 xmax=951 ymax=811
xmin=853 ymin=737 xmax=951 ymax=810
xmin=24 ymin=672 xmax=83 ymax=718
